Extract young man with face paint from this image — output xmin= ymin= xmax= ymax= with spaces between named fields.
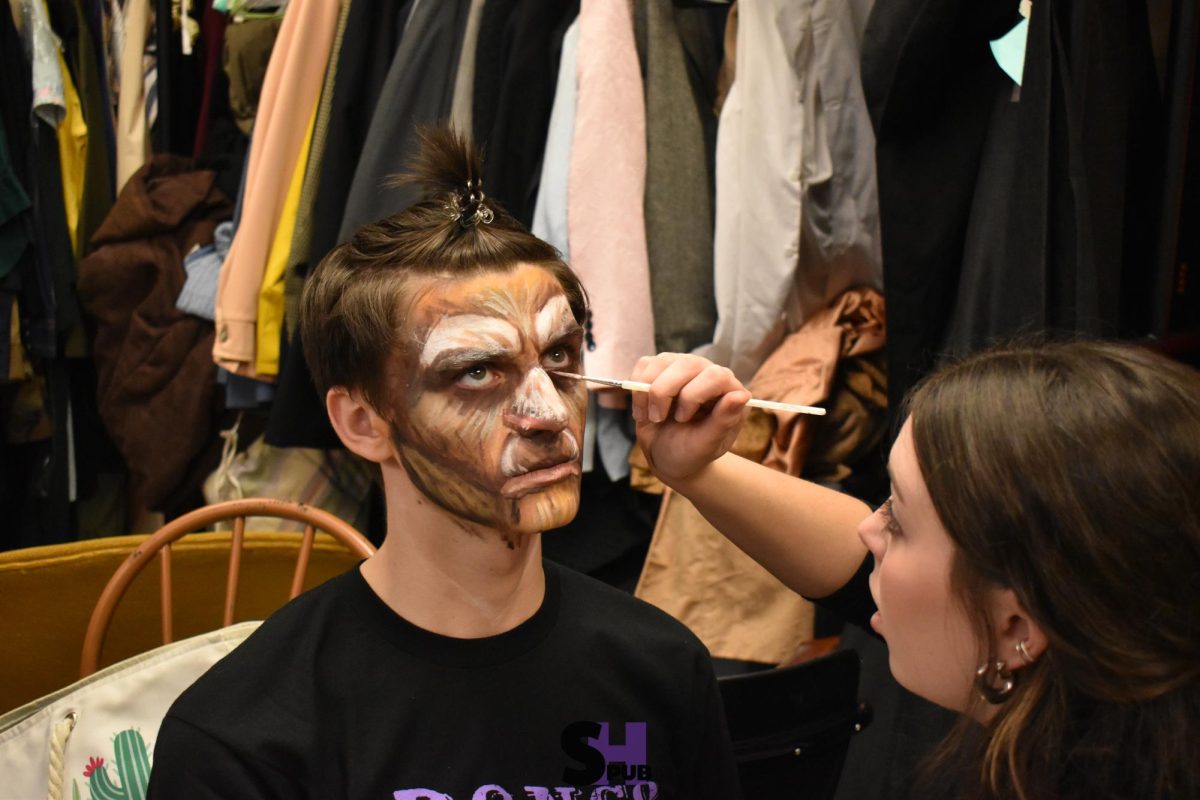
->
xmin=382 ymin=267 xmax=587 ymax=543
xmin=147 ymin=130 xmax=742 ymax=800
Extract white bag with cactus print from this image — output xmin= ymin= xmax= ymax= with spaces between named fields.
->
xmin=0 ymin=622 xmax=259 ymax=800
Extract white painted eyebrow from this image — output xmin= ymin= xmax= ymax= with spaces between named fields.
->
xmin=420 ymin=315 xmax=520 ymax=367
xmin=535 ymin=295 xmax=577 ymax=345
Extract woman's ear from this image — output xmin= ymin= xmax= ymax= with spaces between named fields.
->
xmin=326 ymin=388 xmax=395 ymax=464
xmin=988 ymin=587 xmax=1049 ymax=672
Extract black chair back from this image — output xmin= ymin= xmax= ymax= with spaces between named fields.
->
xmin=718 ymin=649 xmax=871 ymax=799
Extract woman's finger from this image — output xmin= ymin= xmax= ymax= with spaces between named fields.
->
xmin=673 ymin=364 xmax=744 ymax=423
xmin=631 ymin=354 xmax=679 ymax=422
xmin=644 ymin=354 xmax=719 ymax=423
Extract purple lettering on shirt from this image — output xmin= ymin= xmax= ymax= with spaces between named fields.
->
xmin=627 ymin=784 xmax=659 ymax=800
xmin=472 ymin=786 xmax=514 ymax=800
xmin=524 ymin=788 xmax=585 ymax=800
xmin=395 ymin=784 xmax=657 ymax=800
xmin=587 ymin=723 xmax=648 ymax=771
xmin=589 ymin=788 xmax=627 ymax=799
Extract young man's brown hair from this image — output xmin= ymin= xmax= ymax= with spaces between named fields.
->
xmin=299 ymin=126 xmax=587 ymax=415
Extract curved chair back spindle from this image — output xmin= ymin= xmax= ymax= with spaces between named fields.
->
xmin=80 ymin=498 xmax=374 ymax=677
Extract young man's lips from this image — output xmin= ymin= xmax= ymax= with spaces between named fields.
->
xmin=500 ymin=460 xmax=581 ymax=498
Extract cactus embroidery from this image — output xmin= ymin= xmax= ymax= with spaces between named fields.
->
xmin=81 ymin=729 xmax=152 ymax=800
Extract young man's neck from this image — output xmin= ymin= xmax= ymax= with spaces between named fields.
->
xmin=359 ymin=473 xmax=547 ymax=640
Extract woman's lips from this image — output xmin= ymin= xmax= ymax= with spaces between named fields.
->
xmin=500 ymin=460 xmax=581 ymax=498
xmin=867 ymin=571 xmax=881 ymax=633
xmin=868 ymin=576 xmax=883 ymax=634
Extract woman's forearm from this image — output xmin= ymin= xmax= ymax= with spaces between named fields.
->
xmin=665 ymin=452 xmax=870 ymax=598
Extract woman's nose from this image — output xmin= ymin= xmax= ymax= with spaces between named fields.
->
xmin=857 ymin=508 xmax=887 ymax=559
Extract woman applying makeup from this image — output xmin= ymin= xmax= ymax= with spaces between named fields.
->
xmin=631 ymin=342 xmax=1200 ymax=800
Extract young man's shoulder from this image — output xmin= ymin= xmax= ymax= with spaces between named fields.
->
xmin=163 ymin=566 xmax=361 ymax=727
xmin=551 ymin=561 xmax=712 ymax=662
xmin=147 ymin=571 xmax=365 ymax=797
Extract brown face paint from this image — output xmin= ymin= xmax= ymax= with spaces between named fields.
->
xmin=386 ymin=265 xmax=587 ymax=537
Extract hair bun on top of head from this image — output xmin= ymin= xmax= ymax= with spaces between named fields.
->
xmin=394 ymin=125 xmax=495 ymax=228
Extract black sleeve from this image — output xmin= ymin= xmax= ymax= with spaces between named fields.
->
xmin=147 ymin=716 xmax=299 ymax=800
xmin=807 ymin=555 xmax=877 ymax=633
xmin=682 ymin=649 xmax=744 ymax=800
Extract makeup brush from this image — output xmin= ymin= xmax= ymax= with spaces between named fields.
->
xmin=551 ymin=372 xmax=827 ymax=417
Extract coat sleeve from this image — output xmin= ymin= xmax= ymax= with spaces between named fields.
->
xmin=808 ymin=554 xmax=877 ymax=633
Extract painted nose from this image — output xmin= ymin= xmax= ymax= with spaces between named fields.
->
xmin=504 ymin=368 xmax=569 ymax=434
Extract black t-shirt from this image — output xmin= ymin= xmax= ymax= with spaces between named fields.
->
xmin=146 ymin=560 xmax=742 ymax=799
xmin=811 ymin=555 xmax=876 ymax=632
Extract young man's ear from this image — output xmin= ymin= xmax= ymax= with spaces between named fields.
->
xmin=326 ymin=388 xmax=394 ymax=464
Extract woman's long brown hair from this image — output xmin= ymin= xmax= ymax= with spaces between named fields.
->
xmin=908 ymin=340 xmax=1200 ymax=800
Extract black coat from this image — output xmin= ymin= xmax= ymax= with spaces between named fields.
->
xmin=867 ymin=0 xmax=1163 ymax=418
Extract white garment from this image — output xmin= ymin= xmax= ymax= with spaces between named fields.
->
xmin=702 ymin=0 xmax=881 ymax=382
xmin=449 ymin=0 xmax=487 ymax=135
xmin=13 ymin=0 xmax=66 ymax=126
xmin=115 ymin=0 xmax=152 ymax=192
xmin=531 ymin=17 xmax=580 ymax=262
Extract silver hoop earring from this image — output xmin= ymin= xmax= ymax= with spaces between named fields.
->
xmin=975 ymin=659 xmax=1016 ymax=704
xmin=1015 ymin=639 xmax=1035 ymax=665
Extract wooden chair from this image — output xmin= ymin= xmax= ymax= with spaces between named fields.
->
xmin=79 ymin=498 xmax=375 ymax=678
xmin=718 ymin=649 xmax=872 ymax=799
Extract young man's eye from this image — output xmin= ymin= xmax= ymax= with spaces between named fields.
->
xmin=543 ymin=346 xmax=571 ymax=369
xmin=457 ymin=365 xmax=496 ymax=388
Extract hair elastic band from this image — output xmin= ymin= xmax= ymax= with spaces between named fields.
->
xmin=443 ymin=178 xmax=494 ymax=227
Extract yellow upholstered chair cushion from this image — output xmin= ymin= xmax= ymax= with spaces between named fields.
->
xmin=0 ymin=531 xmax=362 ymax=714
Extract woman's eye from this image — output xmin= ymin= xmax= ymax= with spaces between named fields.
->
xmin=880 ymin=496 xmax=903 ymax=537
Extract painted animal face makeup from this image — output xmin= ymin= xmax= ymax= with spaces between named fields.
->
xmin=388 ymin=264 xmax=586 ymax=538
